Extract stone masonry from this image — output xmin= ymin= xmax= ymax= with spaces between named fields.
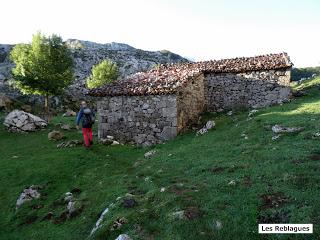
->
xmin=204 ymin=69 xmax=291 ymax=111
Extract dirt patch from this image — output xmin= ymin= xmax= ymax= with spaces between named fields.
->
xmin=184 ymin=207 xmax=202 ymax=220
xmin=19 ymin=215 xmax=38 ymax=226
xmin=242 ymin=176 xmax=252 ymax=186
xmin=70 ymin=187 xmax=82 ymax=194
xmin=257 ymin=209 xmax=290 ymax=223
xmin=169 ymin=186 xmax=188 ymax=196
xmin=31 ymin=204 xmax=44 ymax=210
xmin=134 ymin=224 xmax=155 ymax=240
xmin=209 ymin=166 xmax=226 ymax=173
xmin=123 ymin=198 xmax=137 ymax=208
xmin=260 ymin=192 xmax=289 ymax=210
xmin=41 ymin=212 xmax=54 ymax=221
xmin=53 ymin=211 xmax=68 ymax=224
xmin=310 ymin=154 xmax=320 ymax=161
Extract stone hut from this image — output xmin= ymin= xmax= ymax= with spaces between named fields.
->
xmin=89 ymin=53 xmax=293 ymax=146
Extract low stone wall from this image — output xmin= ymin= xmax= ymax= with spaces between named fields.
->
xmin=97 ymin=95 xmax=178 ymax=146
xmin=204 ymin=68 xmax=291 ymax=111
xmin=177 ymin=74 xmax=205 ymax=132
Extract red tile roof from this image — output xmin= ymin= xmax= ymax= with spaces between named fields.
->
xmin=88 ymin=53 xmax=292 ymax=97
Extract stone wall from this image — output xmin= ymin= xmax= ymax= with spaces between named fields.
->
xmin=204 ymin=68 xmax=291 ymax=111
xmin=177 ymin=74 xmax=205 ymax=132
xmin=97 ymin=94 xmax=178 ymax=146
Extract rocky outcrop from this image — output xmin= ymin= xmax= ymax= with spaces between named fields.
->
xmin=0 ymin=40 xmax=189 ymax=105
xmin=3 ymin=110 xmax=47 ymax=132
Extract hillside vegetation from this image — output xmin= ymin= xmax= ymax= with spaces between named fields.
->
xmin=1 ymin=78 xmax=320 ymax=240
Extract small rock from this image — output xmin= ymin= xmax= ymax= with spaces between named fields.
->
xmin=272 ymin=135 xmax=281 ymax=140
xmin=227 ymin=111 xmax=233 ymax=116
xmin=16 ymin=185 xmax=41 ymax=208
xmin=248 ymin=109 xmax=258 ymax=117
xmin=160 ymin=187 xmax=166 ymax=192
xmin=115 ymin=234 xmax=132 ymax=240
xmin=272 ymin=125 xmax=303 ymax=134
xmin=228 ymin=180 xmax=236 ymax=186
xmin=107 ymin=135 xmax=114 ymax=140
xmin=197 ymin=120 xmax=215 ymax=135
xmin=170 ymin=210 xmax=185 ymax=220
xmin=111 ymin=217 xmax=127 ymax=230
xmin=62 ymin=110 xmax=76 ymax=117
xmin=60 ymin=124 xmax=71 ymax=130
xmin=111 ymin=141 xmax=120 ymax=145
xmin=100 ymin=138 xmax=114 ymax=145
xmin=64 ymin=192 xmax=73 ymax=202
xmin=144 ymin=150 xmax=157 ymax=158
xmin=213 ymin=220 xmax=222 ymax=230
xmin=48 ymin=131 xmax=64 ymax=141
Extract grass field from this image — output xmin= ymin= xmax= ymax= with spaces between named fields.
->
xmin=1 ymin=78 xmax=320 ymax=240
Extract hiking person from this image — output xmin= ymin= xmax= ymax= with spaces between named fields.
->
xmin=76 ymin=101 xmax=95 ymax=148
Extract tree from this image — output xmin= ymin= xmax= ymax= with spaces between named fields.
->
xmin=10 ymin=32 xmax=74 ymax=112
xmin=86 ymin=59 xmax=119 ymax=89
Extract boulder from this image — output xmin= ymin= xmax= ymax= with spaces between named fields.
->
xmin=60 ymin=124 xmax=71 ymax=130
xmin=48 ymin=131 xmax=64 ymax=141
xmin=3 ymin=110 xmax=47 ymax=132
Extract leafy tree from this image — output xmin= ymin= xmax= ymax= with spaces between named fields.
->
xmin=86 ymin=59 xmax=119 ymax=89
xmin=10 ymin=32 xmax=74 ymax=112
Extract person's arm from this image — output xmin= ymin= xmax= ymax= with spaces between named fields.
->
xmin=76 ymin=109 xmax=83 ymax=129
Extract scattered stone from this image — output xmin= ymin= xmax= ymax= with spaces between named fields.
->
xmin=170 ymin=210 xmax=185 ymax=220
xmin=115 ymin=234 xmax=132 ymax=240
xmin=272 ymin=135 xmax=281 ymax=141
xmin=241 ymin=133 xmax=248 ymax=140
xmin=144 ymin=150 xmax=157 ymax=158
xmin=260 ymin=192 xmax=289 ymax=209
xmin=56 ymin=140 xmax=83 ymax=148
xmin=111 ymin=217 xmax=127 ymax=230
xmin=197 ymin=120 xmax=215 ymax=135
xmin=213 ymin=220 xmax=223 ymax=230
xmin=313 ymin=132 xmax=320 ymax=137
xmin=62 ymin=109 xmax=76 ymax=117
xmin=16 ymin=185 xmax=41 ymax=208
xmin=227 ymin=111 xmax=233 ymax=116
xmin=248 ymin=109 xmax=258 ymax=117
xmin=4 ymin=110 xmax=47 ymax=132
xmin=48 ymin=130 xmax=64 ymax=141
xmin=107 ymin=135 xmax=114 ymax=140
xmin=160 ymin=187 xmax=166 ymax=192
xmin=272 ymin=125 xmax=303 ymax=134
xmin=228 ymin=180 xmax=236 ymax=186
xmin=60 ymin=124 xmax=71 ymax=130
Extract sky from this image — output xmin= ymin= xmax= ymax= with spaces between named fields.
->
xmin=1 ymin=0 xmax=320 ymax=67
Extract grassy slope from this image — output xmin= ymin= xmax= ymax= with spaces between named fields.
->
xmin=1 ymin=78 xmax=320 ymax=240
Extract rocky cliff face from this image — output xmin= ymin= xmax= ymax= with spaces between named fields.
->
xmin=0 ymin=39 xmax=189 ymax=106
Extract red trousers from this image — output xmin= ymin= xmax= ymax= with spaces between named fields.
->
xmin=82 ymin=128 xmax=93 ymax=147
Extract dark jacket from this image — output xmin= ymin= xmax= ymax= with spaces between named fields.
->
xmin=76 ymin=107 xmax=95 ymax=128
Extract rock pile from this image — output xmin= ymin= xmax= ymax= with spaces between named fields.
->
xmin=3 ymin=110 xmax=47 ymax=132
xmin=56 ymin=140 xmax=83 ymax=148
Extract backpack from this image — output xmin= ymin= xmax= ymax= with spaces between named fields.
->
xmin=83 ymin=108 xmax=95 ymax=126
